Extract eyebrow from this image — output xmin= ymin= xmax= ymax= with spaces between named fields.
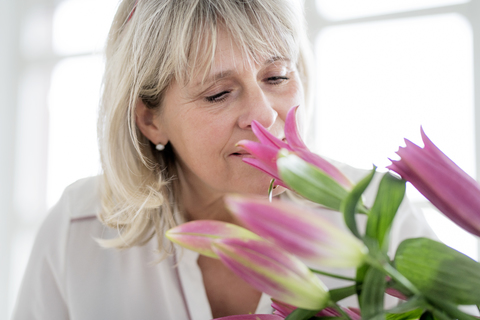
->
xmin=195 ymin=56 xmax=290 ymax=87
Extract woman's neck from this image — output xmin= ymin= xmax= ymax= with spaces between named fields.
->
xmin=175 ymin=169 xmax=239 ymax=224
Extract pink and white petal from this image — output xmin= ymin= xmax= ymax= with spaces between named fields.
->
xmin=389 ymin=131 xmax=480 ymax=237
xmin=225 ymin=196 xmax=366 ymax=268
xmin=294 ymin=149 xmax=352 ymax=189
xmin=166 ymin=221 xmax=260 ymax=258
xmin=212 ymin=238 xmax=328 ymax=310
xmin=237 ymin=140 xmax=279 ymax=168
xmin=251 ymin=121 xmax=291 ymax=150
xmin=284 ymin=106 xmax=308 ymax=150
xmin=241 ymin=158 xmax=288 ymax=188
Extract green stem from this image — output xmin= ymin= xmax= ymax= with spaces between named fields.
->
xmin=329 ymin=285 xmax=359 ymax=303
xmin=365 ymin=254 xmax=420 ymax=296
xmin=268 ymin=179 xmax=275 ymax=202
xmin=357 ymin=204 xmax=370 ymax=215
xmin=309 ymin=268 xmax=356 ymax=281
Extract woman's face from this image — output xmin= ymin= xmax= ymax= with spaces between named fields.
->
xmin=156 ymin=29 xmax=304 ymax=199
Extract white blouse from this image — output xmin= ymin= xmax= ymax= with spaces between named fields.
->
xmin=12 ymin=164 xmax=436 ymax=320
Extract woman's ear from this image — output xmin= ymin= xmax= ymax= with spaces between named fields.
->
xmin=135 ymin=99 xmax=169 ymax=145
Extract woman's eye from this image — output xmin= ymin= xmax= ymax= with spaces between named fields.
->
xmin=267 ymin=76 xmax=289 ymax=85
xmin=205 ymin=91 xmax=230 ymax=103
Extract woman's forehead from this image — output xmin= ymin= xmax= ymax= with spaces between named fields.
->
xmin=184 ymin=27 xmax=292 ymax=86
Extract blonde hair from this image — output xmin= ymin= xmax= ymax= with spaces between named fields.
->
xmin=97 ymin=0 xmax=313 ymax=254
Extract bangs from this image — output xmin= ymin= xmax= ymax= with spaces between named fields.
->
xmin=171 ymin=0 xmax=301 ymax=86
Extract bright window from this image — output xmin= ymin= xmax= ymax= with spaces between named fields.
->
xmin=316 ymin=0 xmax=469 ymax=20
xmin=47 ymin=56 xmax=103 ymax=207
xmin=8 ymin=0 xmax=116 ymax=315
xmin=313 ymin=11 xmax=477 ymax=258
xmin=53 ymin=0 xmax=117 ymax=55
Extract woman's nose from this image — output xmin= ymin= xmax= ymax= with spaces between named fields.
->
xmin=238 ymin=85 xmax=278 ymax=130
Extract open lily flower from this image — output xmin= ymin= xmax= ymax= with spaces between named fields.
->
xmin=166 ymin=220 xmax=261 ymax=258
xmin=388 ymin=128 xmax=480 ymax=237
xmin=225 ymin=195 xmax=368 ymax=268
xmin=237 ymin=106 xmax=352 ymax=189
xmin=212 ymin=238 xmax=329 ymax=310
xmin=213 ymin=315 xmax=283 ymax=320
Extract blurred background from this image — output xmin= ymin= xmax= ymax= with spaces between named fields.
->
xmin=1 ymin=0 xmax=479 ymax=318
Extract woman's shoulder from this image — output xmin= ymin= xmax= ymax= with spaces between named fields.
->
xmin=56 ymin=175 xmax=103 ymax=221
xmin=11 ymin=176 xmax=104 ymax=319
xmin=28 ymin=176 xmax=104 ymax=268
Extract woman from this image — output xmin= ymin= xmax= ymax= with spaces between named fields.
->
xmin=13 ymin=1 xmax=310 ymax=319
xmin=12 ymin=1 xmax=433 ymax=319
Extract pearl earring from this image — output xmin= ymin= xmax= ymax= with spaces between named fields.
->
xmin=156 ymin=143 xmax=165 ymax=151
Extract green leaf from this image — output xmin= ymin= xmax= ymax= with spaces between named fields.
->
xmin=341 ymin=167 xmax=376 ymax=238
xmin=329 ymin=285 xmax=357 ymax=302
xmin=363 ymin=297 xmax=426 ymax=320
xmin=387 ymin=309 xmax=424 ymax=320
xmin=360 ymin=266 xmax=387 ymax=320
xmin=427 ymin=296 xmax=477 ymax=320
xmin=394 ymin=238 xmax=480 ymax=305
xmin=285 ymin=308 xmax=319 ymax=320
xmin=278 ymin=154 xmax=348 ymax=211
xmin=366 ymin=173 xmax=405 ymax=250
xmin=355 ymin=264 xmax=369 ymax=283
xmin=386 ymin=295 xmax=427 ymax=314
xmin=355 ymin=263 xmax=369 ymax=306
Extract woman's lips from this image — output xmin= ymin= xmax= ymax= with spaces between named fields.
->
xmin=230 ymin=152 xmax=254 ymax=158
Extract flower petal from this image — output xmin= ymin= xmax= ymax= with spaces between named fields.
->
xmin=241 ymin=158 xmax=289 ymax=188
xmin=251 ymin=120 xmax=290 ymax=150
xmin=294 ymin=149 xmax=353 ymax=189
xmin=284 ymin=106 xmax=307 ymax=150
xmin=166 ymin=220 xmax=261 ymax=258
xmin=212 ymin=238 xmax=329 ymax=310
xmin=237 ymin=140 xmax=279 ymax=171
xmin=237 ymin=140 xmax=288 ymax=187
xmin=388 ymin=129 xmax=480 ymax=237
xmin=225 ymin=195 xmax=367 ymax=268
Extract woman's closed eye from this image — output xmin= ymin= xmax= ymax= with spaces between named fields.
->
xmin=205 ymin=90 xmax=231 ymax=103
xmin=267 ymin=76 xmax=289 ymax=85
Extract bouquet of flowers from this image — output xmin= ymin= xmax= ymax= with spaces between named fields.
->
xmin=167 ymin=107 xmax=480 ymax=320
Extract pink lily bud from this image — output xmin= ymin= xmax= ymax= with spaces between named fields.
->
xmin=237 ymin=106 xmax=352 ymax=189
xmin=213 ymin=315 xmax=283 ymax=320
xmin=166 ymin=220 xmax=261 ymax=258
xmin=212 ymin=238 xmax=329 ymax=311
xmin=388 ymin=128 xmax=480 ymax=237
xmin=225 ymin=195 xmax=368 ymax=268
